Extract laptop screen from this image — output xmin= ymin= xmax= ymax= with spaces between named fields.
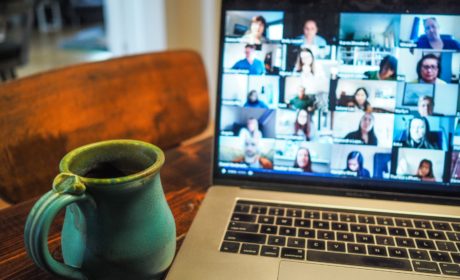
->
xmin=214 ymin=0 xmax=460 ymax=198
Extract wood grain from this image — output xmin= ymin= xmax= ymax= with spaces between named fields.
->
xmin=0 ymin=50 xmax=209 ymax=203
xmin=0 ymin=137 xmax=212 ymax=280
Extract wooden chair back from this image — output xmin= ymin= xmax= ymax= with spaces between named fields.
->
xmin=0 ymin=50 xmax=209 ymax=203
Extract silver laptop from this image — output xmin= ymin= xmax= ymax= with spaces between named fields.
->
xmin=167 ymin=1 xmax=460 ymax=279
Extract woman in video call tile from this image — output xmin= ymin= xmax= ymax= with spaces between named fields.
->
xmin=403 ymin=117 xmax=439 ymax=149
xmin=232 ymin=44 xmax=265 ymax=75
xmin=345 ymin=151 xmax=370 ymax=178
xmin=294 ymin=109 xmax=315 ymax=141
xmin=244 ymin=90 xmax=268 ymax=109
xmin=412 ymin=54 xmax=446 ymax=84
xmin=293 ymin=47 xmax=324 ymax=83
xmin=416 ymin=159 xmax=436 ymax=182
xmin=345 ymin=113 xmax=378 ymax=145
xmin=416 ymin=17 xmax=460 ymax=51
xmin=239 ymin=117 xmax=263 ymax=140
xmin=351 ymin=87 xmax=372 ymax=112
xmin=242 ymin=15 xmax=267 ymax=45
xmin=294 ymin=147 xmax=312 ymax=172
xmin=232 ymin=137 xmax=273 ymax=169
xmin=364 ymin=55 xmax=398 ymax=81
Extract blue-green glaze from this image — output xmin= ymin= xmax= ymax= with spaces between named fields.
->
xmin=24 ymin=140 xmax=176 ymax=280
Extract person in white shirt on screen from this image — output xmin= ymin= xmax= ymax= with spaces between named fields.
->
xmin=242 ymin=16 xmax=267 ymax=45
xmin=239 ymin=117 xmax=263 ymax=140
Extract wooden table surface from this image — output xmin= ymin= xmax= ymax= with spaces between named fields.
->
xmin=0 ymin=137 xmax=213 ymax=279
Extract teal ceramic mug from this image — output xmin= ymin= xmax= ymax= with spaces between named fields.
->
xmin=24 ymin=140 xmax=176 ymax=280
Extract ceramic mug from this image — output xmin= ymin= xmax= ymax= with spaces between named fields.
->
xmin=24 ymin=140 xmax=176 ymax=280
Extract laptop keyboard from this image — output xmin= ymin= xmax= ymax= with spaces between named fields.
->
xmin=220 ymin=200 xmax=460 ymax=277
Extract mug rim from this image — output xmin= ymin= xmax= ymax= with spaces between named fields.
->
xmin=59 ymin=139 xmax=165 ymax=185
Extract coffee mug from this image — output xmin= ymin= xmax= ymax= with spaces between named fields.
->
xmin=24 ymin=140 xmax=176 ymax=280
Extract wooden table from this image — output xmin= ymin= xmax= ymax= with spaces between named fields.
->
xmin=0 ymin=137 xmax=212 ymax=279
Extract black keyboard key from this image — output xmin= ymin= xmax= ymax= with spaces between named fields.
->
xmin=286 ymin=209 xmax=301 ymax=217
xmin=232 ymin=213 xmax=257 ymax=223
xmin=388 ymin=227 xmax=407 ymax=237
xmin=376 ymin=236 xmax=395 ymax=246
xmin=307 ymin=251 xmax=412 ymax=271
xmin=322 ymin=212 xmax=338 ymax=221
xmin=452 ymin=253 xmax=460 ymax=263
xmin=358 ymin=215 xmax=375 ymax=224
xmin=409 ymin=249 xmax=430 ymax=260
xmin=304 ymin=211 xmax=320 ymax=219
xmin=356 ymin=234 xmax=374 ymax=244
xmin=234 ymin=204 xmax=250 ymax=213
xmin=368 ymin=245 xmax=387 ymax=256
xmin=430 ymin=251 xmax=452 ymax=262
xmin=294 ymin=218 xmax=311 ymax=228
xmin=457 ymin=242 xmax=460 ymax=251
xmin=408 ymin=229 xmax=426 ymax=239
xmin=220 ymin=241 xmax=240 ymax=253
xmin=350 ymin=224 xmax=367 ymax=233
xmin=439 ymin=263 xmax=460 ymax=276
xmin=298 ymin=228 xmax=315 ymax=238
xmin=433 ymin=222 xmax=451 ymax=231
xmin=228 ymin=222 xmax=259 ymax=233
xmin=308 ymin=240 xmax=326 ymax=250
xmin=447 ymin=232 xmax=460 ymax=242
xmin=261 ymin=246 xmax=280 ymax=258
xmin=251 ymin=206 xmax=267 ymax=215
xmin=269 ymin=207 xmax=285 ymax=216
xmin=327 ymin=241 xmax=346 ymax=252
xmin=340 ymin=214 xmax=356 ymax=223
xmin=281 ymin=248 xmax=305 ymax=260
xmin=318 ymin=230 xmax=335 ymax=240
xmin=240 ymin=243 xmax=260 ymax=255
xmin=414 ymin=220 xmax=432 ymax=229
xmin=337 ymin=232 xmax=355 ymax=242
xmin=313 ymin=221 xmax=330 ymax=230
xmin=279 ymin=226 xmax=296 ymax=236
xmin=376 ymin=217 xmax=394 ymax=226
xmin=276 ymin=217 xmax=293 ymax=226
xmin=347 ymin=243 xmax=366 ymax=254
xmin=331 ymin=222 xmax=348 ymax=232
xmin=369 ymin=226 xmax=387 ymax=235
xmin=395 ymin=219 xmax=412 ymax=227
xmin=436 ymin=241 xmax=457 ymax=252
xmin=453 ymin=223 xmax=460 ymax=232
xmin=288 ymin=237 xmax=306 ymax=248
xmin=395 ymin=237 xmax=415 ymax=248
xmin=268 ymin=235 xmax=285 ymax=246
xmin=224 ymin=231 xmax=266 ymax=244
xmin=260 ymin=225 xmax=277 ymax=234
xmin=258 ymin=215 xmax=274 ymax=224
xmin=416 ymin=239 xmax=436 ymax=250
xmin=412 ymin=260 xmax=440 ymax=274
xmin=427 ymin=230 xmax=446 ymax=240
xmin=388 ymin=247 xmax=409 ymax=258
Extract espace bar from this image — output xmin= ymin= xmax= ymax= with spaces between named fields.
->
xmin=307 ymin=251 xmax=413 ymax=271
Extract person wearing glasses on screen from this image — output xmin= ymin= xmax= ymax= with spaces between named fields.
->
xmin=403 ymin=116 xmax=439 ymax=149
xmin=345 ymin=113 xmax=378 ymax=146
xmin=294 ymin=147 xmax=312 ymax=172
xmin=416 ymin=18 xmax=460 ymax=50
xmin=232 ymin=44 xmax=265 ymax=75
xmin=416 ymin=159 xmax=436 ymax=182
xmin=242 ymin=16 xmax=267 ymax=45
xmin=233 ymin=137 xmax=273 ymax=169
xmin=364 ymin=55 xmax=398 ymax=81
xmin=344 ymin=151 xmax=370 ymax=178
xmin=412 ymin=54 xmax=446 ymax=84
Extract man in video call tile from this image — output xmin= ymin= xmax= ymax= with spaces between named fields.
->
xmin=416 ymin=17 xmax=460 ymax=50
xmin=296 ymin=20 xmax=327 ymax=58
xmin=233 ymin=137 xmax=273 ymax=169
xmin=232 ymin=44 xmax=265 ymax=75
xmin=289 ymin=85 xmax=314 ymax=110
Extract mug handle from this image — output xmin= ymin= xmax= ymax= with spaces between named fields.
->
xmin=24 ymin=173 xmax=93 ymax=280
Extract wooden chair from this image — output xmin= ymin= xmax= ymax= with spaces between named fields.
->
xmin=0 ymin=50 xmax=209 ymax=204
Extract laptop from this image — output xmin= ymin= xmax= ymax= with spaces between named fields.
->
xmin=167 ymin=0 xmax=460 ymax=279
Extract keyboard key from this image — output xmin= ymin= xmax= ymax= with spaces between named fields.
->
xmin=304 ymin=211 xmax=320 ymax=219
xmin=395 ymin=237 xmax=415 ymax=248
xmin=322 ymin=212 xmax=338 ymax=221
xmin=232 ymin=213 xmax=257 ymax=223
xmin=228 ymin=222 xmax=259 ymax=233
xmin=388 ymin=247 xmax=408 ymax=258
xmin=318 ymin=230 xmax=335 ymax=240
xmin=268 ymin=235 xmax=285 ymax=246
xmin=276 ymin=217 xmax=293 ymax=226
xmin=376 ymin=217 xmax=394 ymax=226
xmin=427 ymin=230 xmax=446 ymax=240
xmin=240 ymin=243 xmax=260 ymax=255
xmin=269 ymin=207 xmax=284 ymax=216
xmin=331 ymin=222 xmax=348 ymax=232
xmin=430 ymin=251 xmax=452 ymax=262
xmin=234 ymin=204 xmax=250 ymax=213
xmin=287 ymin=238 xmax=306 ymax=248
xmin=340 ymin=213 xmax=356 ymax=223
xmin=308 ymin=240 xmax=326 ymax=250
xmin=395 ymin=219 xmax=412 ymax=227
xmin=409 ymin=249 xmax=430 ymax=260
xmin=369 ymin=226 xmax=387 ymax=235
xmin=388 ymin=227 xmax=407 ymax=237
xmin=447 ymin=232 xmax=460 ymax=242
xmin=327 ymin=241 xmax=346 ymax=252
xmin=376 ymin=236 xmax=395 ymax=246
xmin=224 ymin=231 xmax=266 ymax=244
xmin=368 ymin=245 xmax=387 ymax=256
xmin=281 ymin=248 xmax=305 ymax=260
xmin=279 ymin=226 xmax=296 ymax=236
xmin=453 ymin=223 xmax=460 ymax=232
xmin=356 ymin=234 xmax=374 ymax=244
xmin=294 ymin=218 xmax=311 ymax=228
xmin=258 ymin=215 xmax=274 ymax=224
xmin=439 ymin=263 xmax=460 ymax=276
xmin=261 ymin=246 xmax=280 ymax=258
xmin=452 ymin=253 xmax=460 ymax=264
xmin=407 ymin=229 xmax=426 ymax=239
xmin=347 ymin=243 xmax=366 ymax=254
xmin=414 ymin=220 xmax=432 ymax=229
xmin=432 ymin=222 xmax=451 ymax=231
xmin=220 ymin=241 xmax=240 ymax=253
xmin=358 ymin=215 xmax=375 ymax=224
xmin=313 ymin=221 xmax=330 ymax=230
xmin=350 ymin=224 xmax=367 ymax=233
xmin=307 ymin=251 xmax=412 ymax=271
xmin=337 ymin=232 xmax=355 ymax=242
xmin=436 ymin=241 xmax=457 ymax=252
xmin=298 ymin=228 xmax=315 ymax=238
xmin=412 ymin=260 xmax=440 ymax=274
xmin=416 ymin=239 xmax=436 ymax=250
xmin=286 ymin=209 xmax=301 ymax=217
xmin=260 ymin=225 xmax=277 ymax=234
xmin=251 ymin=206 xmax=267 ymax=215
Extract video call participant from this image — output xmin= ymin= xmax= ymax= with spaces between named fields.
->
xmin=417 ymin=17 xmax=460 ymax=51
xmin=364 ymin=55 xmax=398 ymax=80
xmin=352 ymin=87 xmax=372 ymax=112
xmin=296 ymin=20 xmax=327 ymax=58
xmin=294 ymin=147 xmax=312 ymax=172
xmin=417 ymin=95 xmax=435 ymax=117
xmin=413 ymin=54 xmax=446 ymax=84
xmin=293 ymin=47 xmax=325 ymax=83
xmin=239 ymin=117 xmax=262 ymax=140
xmin=344 ymin=151 xmax=370 ymax=178
xmin=232 ymin=137 xmax=273 ymax=169
xmin=416 ymin=159 xmax=436 ymax=181
xmin=242 ymin=15 xmax=267 ymax=45
xmin=289 ymin=85 xmax=315 ymax=110
xmin=232 ymin=44 xmax=265 ymax=75
xmin=345 ymin=113 xmax=378 ymax=145
xmin=402 ymin=116 xmax=439 ymax=149
xmin=244 ymin=90 xmax=268 ymax=109
xmin=294 ymin=109 xmax=315 ymax=141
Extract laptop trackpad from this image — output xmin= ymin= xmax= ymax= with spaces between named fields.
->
xmin=278 ymin=261 xmax=437 ymax=280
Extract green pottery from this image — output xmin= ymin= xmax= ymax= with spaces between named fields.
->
xmin=24 ymin=140 xmax=176 ymax=279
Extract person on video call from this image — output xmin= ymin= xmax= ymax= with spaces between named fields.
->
xmin=242 ymin=15 xmax=267 ymax=45
xmin=403 ymin=116 xmax=439 ymax=149
xmin=239 ymin=117 xmax=263 ymax=140
xmin=352 ymin=87 xmax=372 ymax=112
xmin=232 ymin=44 xmax=265 ymax=75
xmin=413 ymin=54 xmax=446 ymax=84
xmin=364 ymin=55 xmax=398 ymax=80
xmin=294 ymin=109 xmax=315 ymax=141
xmin=416 ymin=159 xmax=436 ymax=181
xmin=344 ymin=151 xmax=370 ymax=178
xmin=417 ymin=17 xmax=460 ymax=50
xmin=417 ymin=95 xmax=436 ymax=117
xmin=294 ymin=147 xmax=312 ymax=172
xmin=289 ymin=85 xmax=314 ymax=110
xmin=293 ymin=47 xmax=325 ymax=86
xmin=233 ymin=137 xmax=273 ymax=169
xmin=244 ymin=90 xmax=268 ymax=109
xmin=296 ymin=20 xmax=328 ymax=58
xmin=345 ymin=113 xmax=378 ymax=145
